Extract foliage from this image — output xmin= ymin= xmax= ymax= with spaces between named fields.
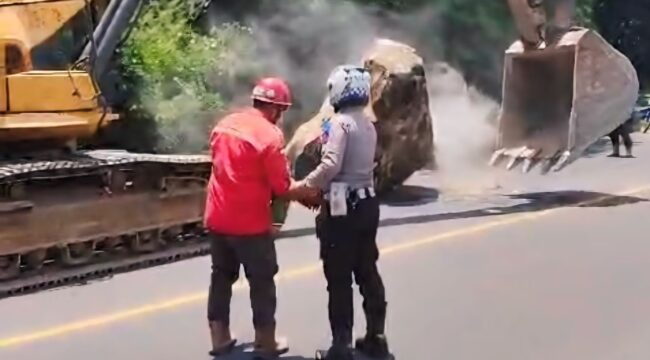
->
xmin=120 ymin=0 xmax=255 ymax=153
xmin=349 ymin=0 xmax=424 ymax=10
xmin=593 ymin=0 xmax=650 ymax=91
xmin=433 ymin=0 xmax=515 ymax=99
xmin=575 ymin=0 xmax=596 ymax=28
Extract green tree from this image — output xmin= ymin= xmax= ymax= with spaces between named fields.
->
xmin=120 ymin=0 xmax=255 ymax=153
xmin=593 ymin=0 xmax=650 ymax=91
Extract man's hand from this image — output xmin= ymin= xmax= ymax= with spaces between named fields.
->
xmin=298 ymin=191 xmax=323 ymax=211
xmin=289 ymin=180 xmax=322 ymax=211
xmin=271 ymin=224 xmax=282 ymax=238
xmin=285 ymin=179 xmax=320 ymax=201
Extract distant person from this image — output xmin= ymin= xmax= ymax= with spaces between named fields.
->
xmin=204 ymin=77 xmax=315 ymax=358
xmin=608 ymin=112 xmax=638 ymax=158
xmin=300 ymin=65 xmax=391 ymax=360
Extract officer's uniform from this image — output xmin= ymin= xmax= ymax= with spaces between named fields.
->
xmin=303 ymin=66 xmax=389 ymax=360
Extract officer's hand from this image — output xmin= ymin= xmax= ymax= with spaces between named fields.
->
xmin=286 ymin=180 xmax=320 ymax=201
xmin=299 ymin=196 xmax=322 ymax=211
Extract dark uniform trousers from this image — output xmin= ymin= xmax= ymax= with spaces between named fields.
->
xmin=316 ymin=192 xmax=387 ymax=345
xmin=608 ymin=119 xmax=633 ymax=153
xmin=207 ymin=233 xmax=279 ymax=328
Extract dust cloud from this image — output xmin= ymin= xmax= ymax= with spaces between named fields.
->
xmin=426 ymin=62 xmax=504 ymax=194
xmin=205 ymin=1 xmax=443 ymax=132
xmin=206 ymin=0 xmax=509 ymax=192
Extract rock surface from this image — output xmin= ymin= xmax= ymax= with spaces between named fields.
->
xmin=284 ymin=38 xmax=435 ymax=194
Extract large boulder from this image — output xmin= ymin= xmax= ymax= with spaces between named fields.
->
xmin=284 ymin=38 xmax=435 ymax=194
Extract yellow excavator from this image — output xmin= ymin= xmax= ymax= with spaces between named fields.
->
xmin=491 ymin=0 xmax=639 ymax=173
xmin=0 ymin=0 xmax=213 ymax=290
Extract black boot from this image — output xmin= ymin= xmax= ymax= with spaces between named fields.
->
xmin=355 ymin=334 xmax=389 ymax=358
xmin=625 ymin=146 xmax=633 ymax=158
xmin=356 ymin=302 xmax=390 ymax=358
xmin=322 ymin=345 xmax=354 ymax=360
xmin=324 ymin=329 xmax=353 ymax=360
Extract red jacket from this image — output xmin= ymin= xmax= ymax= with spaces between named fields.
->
xmin=204 ymin=108 xmax=291 ymax=235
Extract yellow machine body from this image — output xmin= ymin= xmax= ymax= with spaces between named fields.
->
xmin=0 ymin=0 xmax=117 ymax=145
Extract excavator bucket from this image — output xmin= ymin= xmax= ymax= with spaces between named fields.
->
xmin=491 ymin=28 xmax=639 ymax=173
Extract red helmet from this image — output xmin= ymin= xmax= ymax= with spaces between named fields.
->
xmin=251 ymin=77 xmax=292 ymax=107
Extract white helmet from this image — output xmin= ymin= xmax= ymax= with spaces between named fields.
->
xmin=327 ymin=65 xmax=371 ymax=111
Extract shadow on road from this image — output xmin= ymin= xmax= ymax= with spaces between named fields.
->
xmin=217 ymin=355 xmax=313 ymax=360
xmin=508 ymin=191 xmax=647 ymax=208
xmin=583 ymin=136 xmax=643 ymax=158
xmin=211 ymin=347 xmax=392 ymax=360
xmin=216 ymin=354 xmax=314 ymax=360
xmin=212 ymin=343 xmax=314 ymax=360
xmin=379 ymin=185 xmax=440 ymax=207
xmin=379 ymin=190 xmax=647 ymax=228
xmin=279 ymin=190 xmax=647 ymax=239
xmin=583 ymin=137 xmax=612 ymax=157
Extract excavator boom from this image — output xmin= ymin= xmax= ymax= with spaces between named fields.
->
xmin=492 ymin=0 xmax=639 ymax=173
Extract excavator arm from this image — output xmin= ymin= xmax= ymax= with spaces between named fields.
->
xmin=491 ymin=0 xmax=639 ymax=173
xmin=506 ymin=0 xmax=546 ymax=49
xmin=506 ymin=0 xmax=577 ymax=47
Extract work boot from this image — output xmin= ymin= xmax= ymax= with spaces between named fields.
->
xmin=208 ymin=321 xmax=237 ymax=357
xmin=625 ymin=146 xmax=633 ymax=158
xmin=322 ymin=329 xmax=354 ymax=360
xmin=322 ymin=344 xmax=354 ymax=360
xmin=253 ymin=325 xmax=289 ymax=359
xmin=355 ymin=334 xmax=390 ymax=358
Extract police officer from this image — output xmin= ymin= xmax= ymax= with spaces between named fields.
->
xmin=300 ymin=65 xmax=390 ymax=360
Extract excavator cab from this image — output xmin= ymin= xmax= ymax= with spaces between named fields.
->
xmin=492 ymin=0 xmax=639 ymax=173
xmin=0 ymin=40 xmax=32 ymax=113
xmin=0 ymin=0 xmax=118 ymax=148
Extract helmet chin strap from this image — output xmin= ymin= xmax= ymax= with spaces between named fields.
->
xmin=275 ymin=112 xmax=285 ymax=126
xmin=256 ymin=104 xmax=284 ymax=124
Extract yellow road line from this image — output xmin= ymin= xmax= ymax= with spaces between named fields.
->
xmin=1 ymin=184 xmax=649 ymax=349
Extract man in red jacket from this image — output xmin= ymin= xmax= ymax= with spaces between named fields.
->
xmin=204 ymin=77 xmax=313 ymax=358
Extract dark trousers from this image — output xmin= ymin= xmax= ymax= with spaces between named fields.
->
xmin=316 ymin=196 xmax=387 ymax=345
xmin=609 ymin=122 xmax=633 ymax=153
xmin=207 ymin=232 xmax=279 ymax=328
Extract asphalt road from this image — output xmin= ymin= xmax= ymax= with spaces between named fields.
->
xmin=1 ymin=135 xmax=650 ymax=360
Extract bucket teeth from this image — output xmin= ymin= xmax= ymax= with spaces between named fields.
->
xmin=522 ymin=158 xmax=537 ymax=173
xmin=489 ymin=149 xmax=506 ymax=166
xmin=505 ymin=155 xmax=521 ymax=170
xmin=490 ymin=147 xmax=543 ymax=172
xmin=540 ymin=151 xmax=562 ymax=174
xmin=503 ymin=147 xmax=525 ymax=170
xmin=551 ymin=151 xmax=571 ymax=172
